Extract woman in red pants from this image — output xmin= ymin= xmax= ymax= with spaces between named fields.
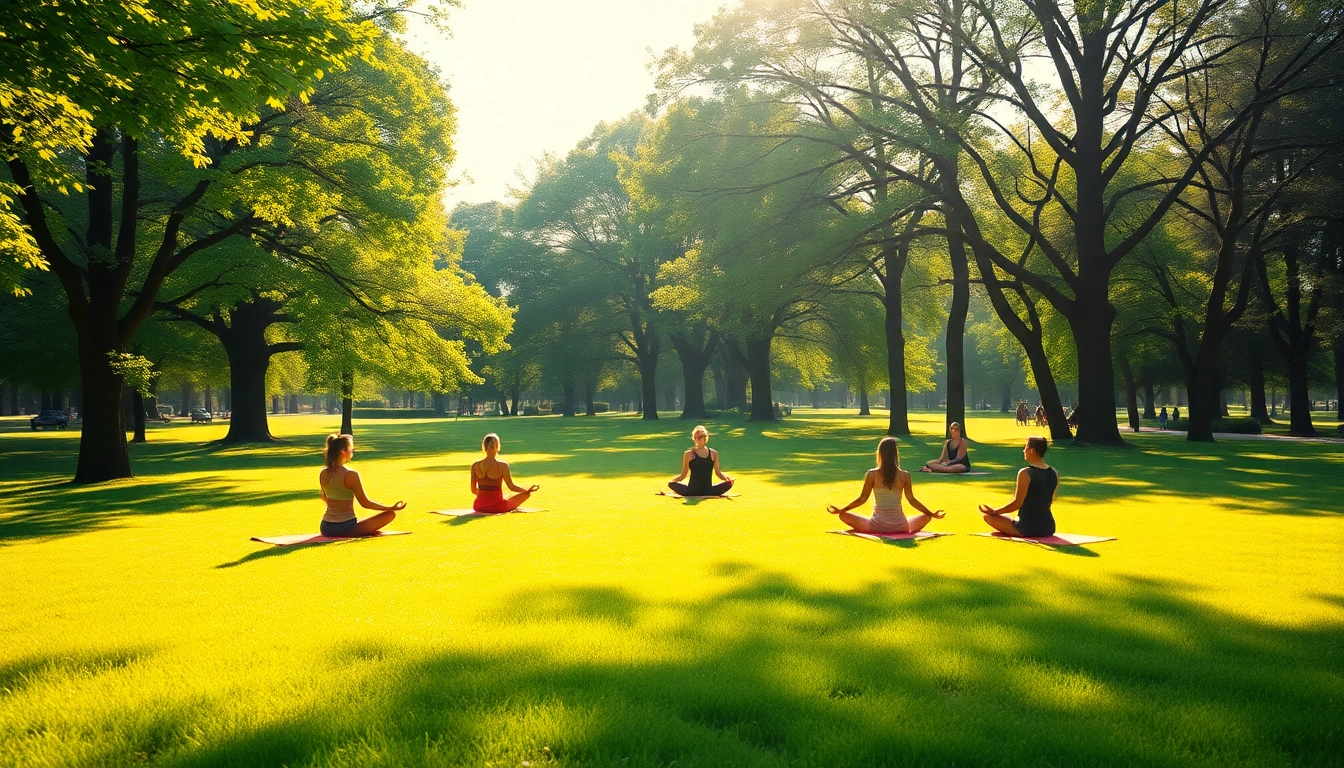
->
xmin=470 ymin=433 xmax=540 ymax=513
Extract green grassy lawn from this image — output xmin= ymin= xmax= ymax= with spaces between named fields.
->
xmin=1 ymin=410 xmax=1341 ymax=767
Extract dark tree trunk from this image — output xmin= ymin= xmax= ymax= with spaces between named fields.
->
xmin=561 ymin=382 xmax=576 ymax=417
xmin=880 ymin=251 xmax=910 ymax=436
xmin=1141 ymin=379 xmax=1157 ymax=420
xmin=1070 ymin=294 xmax=1123 ymax=444
xmin=204 ymin=385 xmax=213 ymax=415
xmin=670 ymin=328 xmax=717 ymax=420
xmin=1000 ymin=382 xmax=1011 ymax=413
xmin=509 ymin=382 xmax=520 ymax=416
xmin=723 ymin=345 xmax=748 ymax=411
xmin=1285 ymin=356 xmax=1315 ymax=435
xmin=131 ymin=390 xmax=147 ymax=443
xmin=638 ymin=355 xmax=658 ymax=420
xmin=585 ymin=380 xmax=596 ymax=416
xmin=271 ymin=395 xmax=281 ymax=414
xmin=943 ymin=212 xmax=970 ymax=438
xmin=858 ymin=381 xmax=870 ymax=416
xmin=737 ymin=335 xmax=776 ymax=422
xmin=41 ymin=391 xmax=53 ymax=411
xmin=1334 ymin=333 xmax=1344 ymax=421
xmin=8 ymin=383 xmax=16 ymax=416
xmin=711 ymin=360 xmax=727 ymax=410
xmin=1248 ymin=360 xmax=1270 ymax=423
xmin=1118 ymin=354 xmax=1140 ymax=432
xmin=181 ymin=381 xmax=194 ymax=415
xmin=340 ymin=371 xmax=354 ymax=435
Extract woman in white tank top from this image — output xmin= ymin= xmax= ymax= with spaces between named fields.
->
xmin=826 ymin=437 xmax=945 ymax=534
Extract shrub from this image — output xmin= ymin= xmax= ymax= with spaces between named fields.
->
xmin=591 ymin=402 xmax=610 ymax=413
xmin=1168 ymin=417 xmax=1262 ymax=434
xmin=520 ymin=405 xmax=553 ymax=416
xmin=351 ymin=408 xmax=440 ymax=419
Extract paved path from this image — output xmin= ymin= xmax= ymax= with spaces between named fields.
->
xmin=1119 ymin=426 xmax=1342 ymax=444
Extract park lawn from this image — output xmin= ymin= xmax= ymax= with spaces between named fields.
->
xmin=0 ymin=411 xmax=1340 ymax=767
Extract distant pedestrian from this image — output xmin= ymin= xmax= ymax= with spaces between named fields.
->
xmin=1159 ymin=406 xmax=1168 ymax=430
xmin=1172 ymin=406 xmax=1180 ymax=423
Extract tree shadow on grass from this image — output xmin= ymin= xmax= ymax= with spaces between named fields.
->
xmin=0 ymin=478 xmax=310 ymax=544
xmin=95 ymin=565 xmax=1341 ymax=767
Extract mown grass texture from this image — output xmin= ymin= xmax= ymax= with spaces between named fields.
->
xmin=0 ymin=410 xmax=1340 ymax=767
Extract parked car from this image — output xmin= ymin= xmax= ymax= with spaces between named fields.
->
xmin=190 ymin=407 xmax=213 ymax=423
xmin=30 ymin=410 xmax=69 ymax=431
xmin=156 ymin=405 xmax=176 ymax=421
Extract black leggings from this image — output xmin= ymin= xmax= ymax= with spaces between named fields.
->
xmin=668 ymin=481 xmax=732 ymax=497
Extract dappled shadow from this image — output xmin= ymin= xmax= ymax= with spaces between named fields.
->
xmin=0 ymin=646 xmax=153 ymax=700
xmin=88 ymin=565 xmax=1342 ymax=766
xmin=0 ymin=477 xmax=311 ymax=544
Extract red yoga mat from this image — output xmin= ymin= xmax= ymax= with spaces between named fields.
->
xmin=429 ymin=508 xmax=543 ymax=517
xmin=972 ymin=532 xmax=1116 ymax=546
xmin=250 ymin=530 xmax=412 ymax=547
xmin=827 ymin=530 xmax=952 ymax=542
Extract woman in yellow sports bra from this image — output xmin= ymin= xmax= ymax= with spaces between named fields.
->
xmin=826 ymin=436 xmax=945 ymax=533
xmin=319 ymin=433 xmax=405 ymax=537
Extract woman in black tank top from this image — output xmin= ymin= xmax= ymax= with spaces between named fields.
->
xmin=669 ymin=425 xmax=734 ymax=497
xmin=979 ymin=436 xmax=1059 ymax=537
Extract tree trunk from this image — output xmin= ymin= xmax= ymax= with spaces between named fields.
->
xmin=7 ymin=383 xmax=16 ymax=416
xmin=1334 ymin=333 xmax=1344 ymax=421
xmin=1069 ymin=295 xmax=1123 ymax=445
xmin=1286 ymin=354 xmax=1315 ymax=435
xmin=131 ymin=390 xmax=147 ymax=443
xmin=739 ymin=335 xmax=776 ymax=422
xmin=858 ymin=380 xmax=870 ymax=416
xmin=882 ymin=269 xmax=910 ymax=436
xmin=204 ymin=385 xmax=213 ymax=415
xmin=1248 ymin=361 xmax=1270 ymax=423
xmin=340 ymin=371 xmax=354 ymax=435
xmin=561 ymin=382 xmax=576 ymax=417
xmin=943 ymin=212 xmax=969 ymax=438
xmin=723 ymin=345 xmax=748 ymax=410
xmin=1141 ymin=379 xmax=1157 ymax=420
xmin=638 ymin=356 xmax=658 ymax=420
xmin=181 ymin=381 xmax=194 ymax=415
xmin=1118 ymin=354 xmax=1140 ymax=432
xmin=72 ymin=319 xmax=132 ymax=482
xmin=585 ymin=380 xmax=596 ymax=416
xmin=1000 ymin=382 xmax=1011 ymax=413
xmin=670 ymin=329 xmax=717 ymax=420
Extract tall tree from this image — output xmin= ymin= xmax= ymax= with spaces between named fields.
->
xmin=1 ymin=0 xmax=373 ymax=481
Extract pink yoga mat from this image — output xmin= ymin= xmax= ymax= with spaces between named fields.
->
xmin=429 ymin=508 xmax=544 ymax=517
xmin=250 ymin=530 xmax=412 ymax=547
xmin=656 ymin=491 xmax=740 ymax=499
xmin=972 ymin=532 xmax=1116 ymax=546
xmin=828 ymin=530 xmax=952 ymax=542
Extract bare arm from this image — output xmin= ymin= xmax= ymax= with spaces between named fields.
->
xmin=936 ymin=441 xmax=950 ymax=462
xmin=1052 ymin=469 xmax=1060 ymax=502
xmin=671 ymin=450 xmax=691 ymax=482
xmin=828 ymin=471 xmax=876 ymax=513
xmin=469 ymin=462 xmax=481 ymax=496
xmin=319 ymin=469 xmax=329 ymax=504
xmin=951 ymin=440 xmax=967 ymax=461
xmin=711 ymin=449 xmax=732 ymax=482
xmin=902 ymin=471 xmax=945 ymax=518
xmin=345 ymin=470 xmax=406 ymax=513
xmin=979 ymin=469 xmax=1030 ymax=516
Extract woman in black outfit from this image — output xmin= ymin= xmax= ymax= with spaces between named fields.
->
xmin=668 ymin=425 xmax=734 ymax=497
xmin=923 ymin=422 xmax=971 ymax=473
xmin=979 ymin=436 xmax=1059 ymax=536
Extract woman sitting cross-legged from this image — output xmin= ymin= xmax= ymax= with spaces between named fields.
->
xmin=979 ymin=436 xmax=1059 ymax=537
xmin=319 ymin=433 xmax=405 ymax=537
xmin=922 ymin=421 xmax=971 ymax=473
xmin=471 ymin=433 xmax=539 ymax=513
xmin=828 ymin=437 xmax=945 ymax=533
xmin=668 ymin=425 xmax=734 ymax=497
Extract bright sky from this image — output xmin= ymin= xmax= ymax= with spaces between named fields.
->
xmin=405 ymin=0 xmax=729 ymax=209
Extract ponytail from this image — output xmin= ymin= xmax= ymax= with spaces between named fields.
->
xmin=877 ymin=437 xmax=899 ymax=489
xmin=325 ymin=433 xmax=352 ymax=469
